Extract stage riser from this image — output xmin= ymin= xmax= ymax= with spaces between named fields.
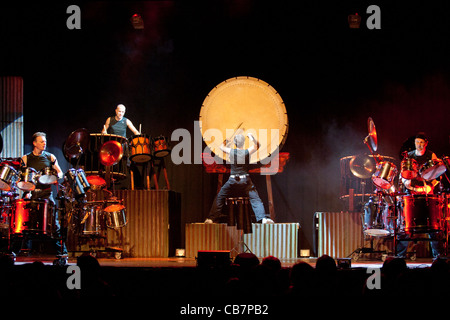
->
xmin=315 ymin=212 xmax=430 ymax=258
xmin=185 ymin=223 xmax=299 ymax=259
xmin=106 ymin=190 xmax=181 ymax=258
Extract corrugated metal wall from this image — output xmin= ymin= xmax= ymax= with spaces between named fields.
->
xmin=105 ymin=190 xmax=180 ymax=257
xmin=0 ymin=76 xmax=23 ymax=158
xmin=315 ymin=211 xmax=363 ymax=258
xmin=185 ymin=223 xmax=300 ymax=259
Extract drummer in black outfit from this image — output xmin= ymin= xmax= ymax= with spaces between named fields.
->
xmin=21 ymin=132 xmax=66 ymax=256
xmin=397 ymin=132 xmax=441 ymax=258
xmin=101 ymin=104 xmax=140 ymax=137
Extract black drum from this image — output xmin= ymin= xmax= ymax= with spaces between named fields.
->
xmin=80 ymin=133 xmax=128 ymax=179
xmin=363 ymin=197 xmax=393 ymax=237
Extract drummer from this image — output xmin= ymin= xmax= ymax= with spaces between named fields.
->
xmin=101 ymin=104 xmax=140 ymax=137
xmin=398 ymin=132 xmax=441 ymax=258
xmin=21 ymin=132 xmax=66 ymax=256
xmin=401 ymin=132 xmax=440 ymax=194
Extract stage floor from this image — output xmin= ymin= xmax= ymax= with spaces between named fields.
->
xmin=12 ymin=255 xmax=436 ymax=269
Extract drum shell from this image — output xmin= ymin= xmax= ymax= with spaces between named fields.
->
xmin=12 ymin=199 xmax=54 ymax=235
xmin=17 ymin=167 xmax=37 ymax=191
xmin=403 ymin=195 xmax=442 ymax=234
xmin=419 ymin=159 xmax=446 ymax=181
xmin=82 ymin=204 xmax=104 ymax=235
xmin=38 ymin=167 xmax=58 ymax=185
xmin=363 ymin=197 xmax=393 ymax=237
xmin=401 ymin=158 xmax=418 ymax=179
xmin=0 ymin=164 xmax=18 ymax=191
xmin=153 ymin=136 xmax=170 ymax=157
xmin=129 ymin=134 xmax=152 ymax=163
xmin=104 ymin=204 xmax=127 ymax=228
xmin=372 ymin=161 xmax=397 ymax=190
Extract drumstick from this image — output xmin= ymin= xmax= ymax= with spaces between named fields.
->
xmin=139 ymin=124 xmax=142 ymax=134
xmin=224 ymin=122 xmax=244 ymax=146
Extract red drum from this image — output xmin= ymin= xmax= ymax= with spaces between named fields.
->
xmin=129 ymin=134 xmax=152 ymax=163
xmin=86 ymin=175 xmax=106 ymax=191
xmin=17 ymin=167 xmax=38 ymax=191
xmin=12 ymin=199 xmax=54 ymax=235
xmin=81 ymin=133 xmax=128 ymax=179
xmin=401 ymin=158 xmax=418 ymax=179
xmin=153 ymin=136 xmax=170 ymax=158
xmin=403 ymin=195 xmax=442 ymax=234
xmin=372 ymin=161 xmax=397 ymax=190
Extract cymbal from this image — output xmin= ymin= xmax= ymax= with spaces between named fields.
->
xmin=64 ymin=128 xmax=90 ymax=159
xmin=349 ymin=154 xmax=376 ymax=179
xmin=364 ymin=117 xmax=377 ymax=152
xmin=99 ymin=140 xmax=123 ymax=166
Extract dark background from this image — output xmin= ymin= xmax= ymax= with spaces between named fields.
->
xmin=2 ymin=1 xmax=450 ymax=254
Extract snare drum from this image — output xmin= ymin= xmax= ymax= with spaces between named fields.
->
xmin=419 ymin=159 xmax=446 ymax=181
xmin=153 ymin=136 xmax=170 ymax=158
xmin=86 ymin=175 xmax=106 ymax=191
xmin=403 ymin=195 xmax=442 ymax=234
xmin=0 ymin=164 xmax=18 ymax=191
xmin=12 ymin=199 xmax=54 ymax=235
xmin=372 ymin=161 xmax=397 ymax=190
xmin=16 ymin=167 xmax=38 ymax=191
xmin=129 ymin=134 xmax=152 ymax=163
xmin=38 ymin=167 xmax=58 ymax=185
xmin=401 ymin=158 xmax=418 ymax=179
xmin=104 ymin=204 xmax=127 ymax=228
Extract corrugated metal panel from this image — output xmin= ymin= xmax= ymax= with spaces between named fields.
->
xmin=185 ymin=223 xmax=299 ymax=259
xmin=106 ymin=190 xmax=171 ymax=257
xmin=316 ymin=211 xmax=363 ymax=258
xmin=0 ymin=76 xmax=24 ymax=158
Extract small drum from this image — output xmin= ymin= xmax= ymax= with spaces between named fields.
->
xmin=12 ymin=198 xmax=54 ymax=235
xmin=419 ymin=159 xmax=446 ymax=181
xmin=372 ymin=161 xmax=397 ymax=190
xmin=17 ymin=167 xmax=38 ymax=191
xmin=104 ymin=204 xmax=127 ymax=228
xmin=363 ymin=197 xmax=393 ymax=237
xmin=129 ymin=134 xmax=152 ymax=163
xmin=401 ymin=158 xmax=418 ymax=179
xmin=81 ymin=203 xmax=104 ymax=235
xmin=38 ymin=167 xmax=58 ymax=185
xmin=403 ymin=195 xmax=442 ymax=234
xmin=0 ymin=164 xmax=18 ymax=191
xmin=153 ymin=136 xmax=170 ymax=158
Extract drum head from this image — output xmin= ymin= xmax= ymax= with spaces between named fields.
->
xmin=199 ymin=76 xmax=288 ymax=163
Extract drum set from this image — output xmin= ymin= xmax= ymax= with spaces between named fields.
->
xmin=348 ymin=118 xmax=450 ymax=258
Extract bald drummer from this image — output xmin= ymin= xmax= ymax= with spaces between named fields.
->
xmin=102 ymin=104 xmax=140 ymax=137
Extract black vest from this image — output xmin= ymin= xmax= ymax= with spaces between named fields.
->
xmin=108 ymin=116 xmax=128 ymax=137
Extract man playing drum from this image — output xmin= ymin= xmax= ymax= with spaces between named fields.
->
xmin=101 ymin=104 xmax=140 ymax=137
xmin=21 ymin=132 xmax=67 ymax=257
xmin=398 ymin=132 xmax=443 ymax=258
xmin=205 ymin=132 xmax=274 ymax=224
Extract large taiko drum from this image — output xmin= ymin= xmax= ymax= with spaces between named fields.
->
xmin=199 ymin=76 xmax=288 ymax=164
xmin=80 ymin=133 xmax=128 ymax=179
xmin=403 ymin=195 xmax=442 ymax=234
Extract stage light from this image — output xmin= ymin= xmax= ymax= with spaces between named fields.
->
xmin=131 ymin=13 xmax=144 ymax=29
xmin=348 ymin=13 xmax=361 ymax=29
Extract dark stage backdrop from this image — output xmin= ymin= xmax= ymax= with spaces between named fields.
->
xmin=2 ymin=1 xmax=450 ymax=254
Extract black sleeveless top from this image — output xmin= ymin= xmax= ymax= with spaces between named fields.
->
xmin=229 ymin=149 xmax=250 ymax=175
xmin=108 ymin=116 xmax=128 ymax=137
xmin=407 ymin=149 xmax=434 ymax=188
xmin=26 ymin=151 xmax=54 ymax=190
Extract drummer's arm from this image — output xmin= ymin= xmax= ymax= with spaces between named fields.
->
xmin=220 ymin=139 xmax=231 ymax=154
xmin=127 ymin=119 xmax=140 ymax=135
xmin=21 ymin=155 xmax=27 ymax=167
xmin=51 ymin=155 xmax=64 ymax=179
xmin=102 ymin=118 xmax=110 ymax=134
xmin=247 ymin=133 xmax=260 ymax=155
